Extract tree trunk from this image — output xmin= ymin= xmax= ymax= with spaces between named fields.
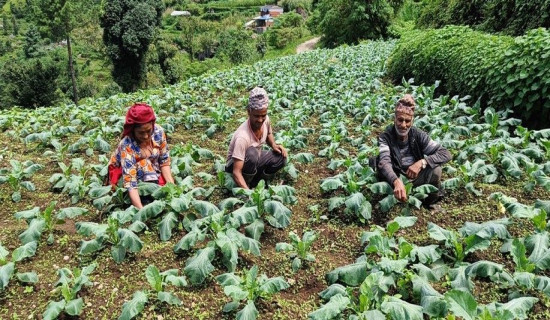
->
xmin=67 ymin=35 xmax=78 ymax=104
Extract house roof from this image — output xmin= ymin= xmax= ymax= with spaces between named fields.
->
xmin=170 ymin=10 xmax=191 ymax=16
xmin=261 ymin=5 xmax=283 ymax=11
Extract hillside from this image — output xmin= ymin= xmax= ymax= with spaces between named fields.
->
xmin=1 ymin=40 xmax=550 ymax=319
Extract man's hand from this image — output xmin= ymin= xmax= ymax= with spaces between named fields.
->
xmin=393 ymin=178 xmax=407 ymax=202
xmin=406 ymin=160 xmax=424 ymax=180
xmin=272 ymin=144 xmax=288 ymax=158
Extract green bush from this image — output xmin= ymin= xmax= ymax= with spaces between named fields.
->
xmin=215 ymin=28 xmax=258 ymax=64
xmin=387 ymin=26 xmax=550 ymax=128
xmin=416 ymin=0 xmax=550 ymax=36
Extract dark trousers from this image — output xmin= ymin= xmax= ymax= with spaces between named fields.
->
xmin=378 ymin=166 xmax=444 ymax=205
xmin=226 ymin=146 xmax=286 ymax=187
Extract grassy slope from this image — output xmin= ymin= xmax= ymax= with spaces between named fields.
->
xmin=0 ymin=40 xmax=549 ymax=319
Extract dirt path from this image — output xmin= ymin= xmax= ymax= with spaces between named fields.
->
xmin=296 ymin=36 xmax=321 ymax=53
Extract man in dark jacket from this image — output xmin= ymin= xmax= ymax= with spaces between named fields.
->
xmin=376 ymin=94 xmax=451 ymax=208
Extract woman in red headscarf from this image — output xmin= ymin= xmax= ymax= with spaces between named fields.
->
xmin=108 ymin=103 xmax=174 ymax=209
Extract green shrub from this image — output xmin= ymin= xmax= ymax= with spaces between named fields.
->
xmin=416 ymin=0 xmax=550 ymax=36
xmin=387 ymin=26 xmax=550 ymax=128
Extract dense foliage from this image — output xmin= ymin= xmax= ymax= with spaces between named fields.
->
xmin=416 ymin=0 xmax=550 ymax=36
xmin=101 ymin=0 xmax=164 ymax=92
xmin=387 ymin=26 xmax=550 ymax=128
xmin=310 ymin=0 xmax=396 ymax=48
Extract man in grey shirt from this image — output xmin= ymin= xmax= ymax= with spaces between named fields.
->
xmin=376 ymin=94 xmax=451 ymax=208
xmin=225 ymin=87 xmax=287 ymax=189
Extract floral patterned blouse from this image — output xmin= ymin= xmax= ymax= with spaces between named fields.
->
xmin=109 ymin=124 xmax=171 ymax=189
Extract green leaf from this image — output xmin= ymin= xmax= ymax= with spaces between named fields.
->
xmin=89 ymin=186 xmax=112 ymax=198
xmin=184 ymin=247 xmax=216 ymax=285
xmin=19 ymin=218 xmax=45 ymax=244
xmin=370 ymin=181 xmax=393 ymax=195
xmin=157 ymin=291 xmax=182 ymax=306
xmin=318 ymin=284 xmax=348 ymax=300
xmin=380 ymin=296 xmax=423 ymax=320
xmin=56 ymin=207 xmax=88 ymax=219
xmin=393 ymin=216 xmax=418 ymax=229
xmin=0 ymin=262 xmax=15 ymax=290
xmin=410 ymin=245 xmax=441 ymax=264
xmin=76 ymin=222 xmax=108 ymax=237
xmin=111 ymin=245 xmax=127 ymax=263
xmin=0 ymin=243 xmax=9 ymax=262
xmin=118 ymin=291 xmax=148 ymax=320
xmin=12 ymin=241 xmax=38 ymax=262
xmin=320 ymin=178 xmax=343 ymax=192
xmin=16 ymin=272 xmax=38 ymax=284
xmin=118 ymin=229 xmax=143 ymax=253
xmin=308 ymin=294 xmax=350 ymax=320
xmin=79 ymin=238 xmax=103 ymax=255
xmin=379 ymin=194 xmax=398 ymax=212
xmin=133 ymin=201 xmax=165 ymax=222
xmin=65 ymin=298 xmax=84 ymax=316
xmin=325 ymin=262 xmax=368 ymax=286
xmin=43 ymin=300 xmax=66 ymax=320
xmin=223 ymin=284 xmax=248 ymax=301
xmin=158 ymin=212 xmax=178 ymax=241
xmin=244 ymin=219 xmax=264 ymax=241
xmin=328 ymin=196 xmax=345 ymax=211
xmin=165 ymin=274 xmax=187 ymax=287
xmin=145 ymin=265 xmax=162 ymax=292
xmin=236 ymin=301 xmax=259 ymax=320
xmin=485 ymin=297 xmax=538 ymax=320
xmin=223 ymin=301 xmax=240 ymax=313
xmin=512 ymin=239 xmax=535 ymax=272
xmin=265 ymin=200 xmax=291 ymax=228
xmin=216 ymin=272 xmax=241 ymax=287
xmin=445 ymin=289 xmax=478 ymax=320
xmin=231 ymin=206 xmax=258 ymax=226
xmin=259 ymin=277 xmax=290 ymax=295
xmin=14 ymin=207 xmax=40 ymax=220
xmin=193 ymin=200 xmax=220 ymax=217
xmin=465 ymin=260 xmax=503 ymax=278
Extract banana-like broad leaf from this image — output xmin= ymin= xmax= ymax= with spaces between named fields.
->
xmin=19 ymin=218 xmax=45 ymax=244
xmin=379 ymin=194 xmax=398 ymax=213
xmin=511 ymin=239 xmax=535 ymax=272
xmin=244 ymin=219 xmax=264 ymax=241
xmin=76 ymin=222 xmax=108 ymax=237
xmin=325 ymin=262 xmax=368 ymax=286
xmin=535 ymin=275 xmax=550 ymax=296
xmin=459 ymin=219 xmax=511 ymax=240
xmin=231 ymin=206 xmax=258 ymax=226
xmin=410 ymin=245 xmax=442 ymax=264
xmin=427 ymin=223 xmax=453 ymax=242
xmin=111 ymin=245 xmax=127 ymax=263
xmin=57 ymin=207 xmax=88 ymax=219
xmin=158 ymin=212 xmax=178 ymax=241
xmin=0 ymin=243 xmax=8 ymax=262
xmin=133 ymin=201 xmax=165 ymax=222
xmin=16 ymin=272 xmax=38 ymax=284
xmin=442 ymin=177 xmax=461 ymax=190
xmin=157 ymin=291 xmax=182 ymax=306
xmin=328 ymin=196 xmax=345 ymax=211
xmin=165 ymin=275 xmax=187 ymax=287
xmin=193 ymin=200 xmax=220 ymax=217
xmin=449 ymin=265 xmax=473 ymax=291
xmin=445 ymin=289 xmax=477 ymax=320
xmin=14 ymin=207 xmax=40 ymax=220
xmin=65 ymin=298 xmax=84 ymax=316
xmin=514 ymin=272 xmax=535 ymax=289
xmin=216 ymin=232 xmax=240 ymax=272
xmin=294 ymin=152 xmax=314 ymax=163
xmin=119 ymin=290 xmax=148 ymax=320
xmin=236 ymin=301 xmax=259 ymax=320
xmin=380 ymin=296 xmax=423 ymax=320
xmin=219 ymin=197 xmax=243 ymax=211
xmin=319 ymin=284 xmax=348 ymax=300
xmin=308 ymin=294 xmax=350 ymax=320
xmin=79 ymin=238 xmax=104 ymax=255
xmin=0 ymin=262 xmax=15 ymax=290
xmin=485 ymin=297 xmax=538 ymax=320
xmin=259 ymin=277 xmax=289 ymax=295
xmin=43 ymin=300 xmax=66 ymax=320
xmin=184 ymin=246 xmax=216 ymax=285
xmin=265 ymin=200 xmax=291 ymax=228
xmin=228 ymin=228 xmax=260 ymax=256
xmin=370 ymin=181 xmax=393 ymax=195
xmin=118 ymin=229 xmax=143 ymax=253
xmin=412 ymin=264 xmax=448 ymax=282
xmin=12 ymin=241 xmax=38 ymax=262
xmin=174 ymin=228 xmax=205 ymax=253
xmin=216 ymin=272 xmax=241 ymax=287
xmin=223 ymin=284 xmax=248 ymax=301
xmin=320 ymin=178 xmax=343 ymax=192
xmin=145 ymin=265 xmax=162 ymax=292
xmin=465 ymin=260 xmax=503 ymax=278
xmin=525 ymin=232 xmax=550 ymax=270
xmin=88 ymin=186 xmax=111 ymax=198
xmin=412 ymin=277 xmax=447 ymax=318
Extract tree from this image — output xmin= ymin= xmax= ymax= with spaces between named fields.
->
xmin=24 ymin=25 xmax=42 ymax=58
xmin=2 ymin=14 xmax=8 ymax=35
xmin=11 ymin=14 xmax=17 ymax=35
xmin=101 ymin=0 xmax=164 ymax=92
xmin=31 ymin=0 xmax=95 ymax=105
xmin=314 ymin=0 xmax=394 ymax=48
xmin=216 ymin=28 xmax=258 ymax=64
xmin=0 ymin=57 xmax=61 ymax=108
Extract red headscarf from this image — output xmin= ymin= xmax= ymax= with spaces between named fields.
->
xmin=122 ymin=103 xmax=156 ymax=138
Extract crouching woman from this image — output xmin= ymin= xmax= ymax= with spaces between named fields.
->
xmin=108 ymin=103 xmax=174 ymax=209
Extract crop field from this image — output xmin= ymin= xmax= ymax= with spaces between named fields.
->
xmin=1 ymin=40 xmax=550 ymax=319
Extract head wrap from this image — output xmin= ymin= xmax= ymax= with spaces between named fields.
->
xmin=122 ymin=103 xmax=156 ymax=138
xmin=395 ymin=94 xmax=415 ymax=116
xmin=248 ymin=87 xmax=269 ymax=110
